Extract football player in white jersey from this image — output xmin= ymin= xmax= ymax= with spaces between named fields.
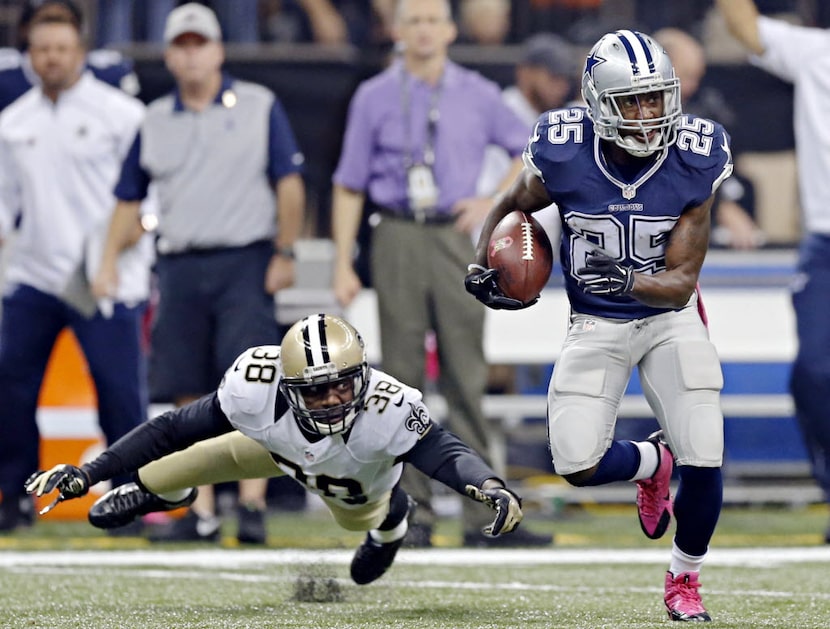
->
xmin=25 ymin=313 xmax=524 ymax=585
xmin=467 ymin=30 xmax=731 ymax=622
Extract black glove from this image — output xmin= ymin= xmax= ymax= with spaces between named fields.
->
xmin=25 ymin=464 xmax=90 ymax=515
xmin=577 ymin=250 xmax=635 ymax=296
xmin=464 ymin=265 xmax=536 ymax=310
xmin=465 ymin=484 xmax=524 ymax=536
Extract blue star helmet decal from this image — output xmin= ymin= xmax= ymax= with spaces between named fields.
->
xmin=584 ymin=50 xmax=606 ymax=82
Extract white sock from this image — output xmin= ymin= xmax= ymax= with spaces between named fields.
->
xmin=631 ymin=440 xmax=659 ymax=481
xmin=668 ymin=540 xmax=706 ymax=576
xmin=369 ymin=518 xmax=408 ymax=544
xmin=156 ymin=488 xmax=193 ymax=503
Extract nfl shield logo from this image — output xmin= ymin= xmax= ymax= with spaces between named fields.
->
xmin=304 ymin=450 xmax=315 ymax=463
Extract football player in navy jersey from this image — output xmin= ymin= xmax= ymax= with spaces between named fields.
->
xmin=467 ymin=30 xmax=731 ymax=622
xmin=0 ymin=1 xmax=139 ymax=112
xmin=24 ymin=313 xmax=524 ymax=585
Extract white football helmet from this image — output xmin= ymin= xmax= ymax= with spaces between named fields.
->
xmin=279 ymin=313 xmax=370 ymax=435
xmin=581 ymin=30 xmax=681 ymax=157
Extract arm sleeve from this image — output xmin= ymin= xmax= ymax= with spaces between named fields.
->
xmin=402 ymin=423 xmax=502 ymax=495
xmin=331 ymin=83 xmax=373 ymax=190
xmin=752 ymin=17 xmax=826 ymax=83
xmin=81 ymin=393 xmax=234 ymax=484
xmin=267 ymin=95 xmax=304 ymax=182
xmin=113 ymin=131 xmax=151 ymax=201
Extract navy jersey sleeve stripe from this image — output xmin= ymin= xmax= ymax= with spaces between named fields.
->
xmin=267 ymin=96 xmax=304 ymax=183
xmin=113 ymin=131 xmax=151 ymax=201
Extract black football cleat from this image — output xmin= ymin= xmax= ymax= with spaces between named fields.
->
xmin=350 ymin=533 xmax=405 ymax=585
xmin=88 ymin=482 xmax=197 ymax=529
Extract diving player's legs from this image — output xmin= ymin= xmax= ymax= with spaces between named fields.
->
xmin=138 ymin=430 xmax=284 ymax=493
xmin=346 ymin=484 xmax=412 ymax=585
xmin=88 ymin=432 xmax=285 ymax=530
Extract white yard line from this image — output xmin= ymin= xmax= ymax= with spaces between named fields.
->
xmin=2 ymin=546 xmax=830 ymax=568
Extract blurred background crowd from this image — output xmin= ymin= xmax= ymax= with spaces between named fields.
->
xmin=0 ymin=0 xmax=820 ymax=50
xmin=0 ymin=0 xmax=823 ymax=247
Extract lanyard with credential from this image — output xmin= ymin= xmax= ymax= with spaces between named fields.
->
xmin=400 ymin=70 xmax=443 ymax=169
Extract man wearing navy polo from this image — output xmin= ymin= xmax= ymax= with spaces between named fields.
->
xmin=331 ymin=0 xmax=551 ymax=548
xmin=92 ymin=2 xmax=306 ymax=544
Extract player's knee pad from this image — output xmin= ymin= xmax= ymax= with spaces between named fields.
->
xmin=548 ymin=403 xmax=610 ymax=475
xmin=548 ymin=349 xmax=614 ymax=475
xmin=669 ymin=340 xmax=724 ymax=466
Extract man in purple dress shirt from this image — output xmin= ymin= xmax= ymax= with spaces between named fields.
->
xmin=330 ymin=0 xmax=552 ymax=548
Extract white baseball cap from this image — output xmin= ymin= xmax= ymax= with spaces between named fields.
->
xmin=164 ymin=2 xmax=222 ymax=44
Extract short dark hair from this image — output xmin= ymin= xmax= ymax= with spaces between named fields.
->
xmin=19 ymin=1 xmax=83 ymax=48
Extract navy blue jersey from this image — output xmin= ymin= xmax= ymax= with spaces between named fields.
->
xmin=525 ymin=107 xmax=732 ymax=320
xmin=0 ymin=48 xmax=139 ymax=112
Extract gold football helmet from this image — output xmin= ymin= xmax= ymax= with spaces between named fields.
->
xmin=279 ymin=313 xmax=370 ymax=435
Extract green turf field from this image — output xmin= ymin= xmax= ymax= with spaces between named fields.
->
xmin=2 ymin=503 xmax=829 ymax=628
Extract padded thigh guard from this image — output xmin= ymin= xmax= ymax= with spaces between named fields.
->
xmin=326 ymin=491 xmax=393 ymax=532
xmin=547 ymin=307 xmax=725 ymax=474
xmin=639 ymin=330 xmax=724 ymax=467
xmin=547 ymin=317 xmax=633 ymax=475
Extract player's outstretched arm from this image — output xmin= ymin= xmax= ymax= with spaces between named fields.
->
xmin=405 ymin=422 xmax=524 ymax=536
xmin=465 ymin=481 xmax=524 ymax=536
xmin=25 ymin=465 xmax=90 ymax=515
xmin=23 ymin=394 xmax=234 ymax=516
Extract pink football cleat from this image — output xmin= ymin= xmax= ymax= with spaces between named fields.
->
xmin=636 ymin=431 xmax=674 ymax=539
xmin=664 ymin=571 xmax=711 ymax=622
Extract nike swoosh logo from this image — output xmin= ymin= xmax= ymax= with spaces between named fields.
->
xmin=393 ymin=394 xmax=404 ymax=407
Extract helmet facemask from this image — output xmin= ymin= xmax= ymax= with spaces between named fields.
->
xmin=279 ymin=314 xmax=370 ymax=436
xmin=582 ymin=30 xmax=682 ymax=157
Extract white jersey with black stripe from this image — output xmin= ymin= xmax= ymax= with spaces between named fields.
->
xmin=216 ymin=345 xmax=431 ymax=509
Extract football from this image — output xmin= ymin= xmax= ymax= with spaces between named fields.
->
xmin=487 ymin=210 xmax=553 ymax=304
